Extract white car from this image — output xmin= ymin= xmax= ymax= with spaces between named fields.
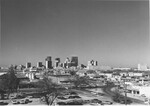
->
xmin=90 ymin=103 xmax=101 ymax=105
xmin=26 ymin=96 xmax=33 ymax=99
xmin=20 ymin=99 xmax=26 ymax=104
xmin=141 ymin=94 xmax=146 ymax=97
xmin=144 ymin=100 xmax=150 ymax=104
xmin=91 ymin=92 xmax=97 ymax=95
xmin=11 ymin=99 xmax=20 ymax=104
xmin=144 ymin=98 xmax=150 ymax=104
xmin=102 ymin=101 xmax=113 ymax=105
xmin=10 ymin=95 xmax=16 ymax=99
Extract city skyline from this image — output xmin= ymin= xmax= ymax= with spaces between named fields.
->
xmin=1 ymin=0 xmax=149 ymax=68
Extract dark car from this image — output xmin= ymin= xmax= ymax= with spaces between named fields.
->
xmin=113 ymin=97 xmax=132 ymax=104
xmin=120 ymin=99 xmax=132 ymax=104
xmin=102 ymin=101 xmax=113 ymax=105
xmin=66 ymin=100 xmax=83 ymax=105
xmin=0 ymin=102 xmax=8 ymax=105
xmin=70 ymin=92 xmax=77 ymax=95
xmin=83 ymin=100 xmax=91 ymax=104
xmin=57 ymin=96 xmax=67 ymax=100
xmin=91 ymin=99 xmax=102 ymax=104
xmin=68 ymin=96 xmax=81 ymax=99
xmin=57 ymin=102 xmax=67 ymax=105
xmin=97 ymin=93 xmax=105 ymax=96
xmin=25 ymin=98 xmax=32 ymax=103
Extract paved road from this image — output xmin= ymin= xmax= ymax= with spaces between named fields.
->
xmin=72 ymin=85 xmax=146 ymax=105
xmin=102 ymin=85 xmax=145 ymax=105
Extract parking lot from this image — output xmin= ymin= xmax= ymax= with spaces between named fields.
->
xmin=0 ymin=86 xmax=147 ymax=106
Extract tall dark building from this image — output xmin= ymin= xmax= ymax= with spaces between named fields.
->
xmin=65 ymin=57 xmax=71 ymax=68
xmin=94 ymin=61 xmax=98 ymax=66
xmin=91 ymin=60 xmax=94 ymax=65
xmin=55 ymin=58 xmax=60 ymax=62
xmin=71 ymin=56 xmax=78 ymax=67
xmin=45 ymin=56 xmax=52 ymax=61
xmin=55 ymin=58 xmax=60 ymax=68
xmin=37 ymin=62 xmax=43 ymax=67
xmin=26 ymin=62 xmax=31 ymax=68
xmin=45 ymin=56 xmax=52 ymax=69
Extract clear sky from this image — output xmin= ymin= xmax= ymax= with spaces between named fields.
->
xmin=0 ymin=0 xmax=149 ymax=68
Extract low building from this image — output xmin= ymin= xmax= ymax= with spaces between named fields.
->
xmin=48 ymin=75 xmax=76 ymax=85
xmin=76 ymin=69 xmax=87 ymax=77
xmin=127 ymin=85 xmax=150 ymax=98
xmin=103 ymin=72 xmax=113 ymax=78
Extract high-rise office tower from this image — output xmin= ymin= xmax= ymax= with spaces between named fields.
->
xmin=45 ymin=56 xmax=52 ymax=69
xmin=90 ymin=60 xmax=94 ymax=66
xmin=71 ymin=56 xmax=78 ymax=67
xmin=37 ymin=62 xmax=43 ymax=68
xmin=63 ymin=63 xmax=67 ymax=68
xmin=26 ymin=62 xmax=31 ymax=68
xmin=94 ymin=61 xmax=98 ymax=66
xmin=54 ymin=58 xmax=60 ymax=68
xmin=64 ymin=57 xmax=71 ymax=68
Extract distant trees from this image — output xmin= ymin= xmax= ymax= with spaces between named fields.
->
xmin=0 ymin=65 xmax=19 ymax=98
xmin=70 ymin=70 xmax=76 ymax=75
xmin=70 ymin=75 xmax=90 ymax=88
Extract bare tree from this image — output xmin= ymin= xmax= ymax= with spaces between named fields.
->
xmin=36 ymin=72 xmax=63 ymax=106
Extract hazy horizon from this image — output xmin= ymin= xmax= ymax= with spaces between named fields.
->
xmin=0 ymin=0 xmax=149 ymax=68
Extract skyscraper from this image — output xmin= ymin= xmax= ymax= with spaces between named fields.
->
xmin=37 ymin=62 xmax=43 ymax=68
xmin=71 ymin=56 xmax=78 ymax=67
xmin=64 ymin=57 xmax=71 ymax=68
xmin=45 ymin=56 xmax=52 ymax=69
xmin=26 ymin=62 xmax=31 ymax=68
xmin=94 ymin=61 xmax=98 ymax=66
xmin=54 ymin=58 xmax=60 ymax=68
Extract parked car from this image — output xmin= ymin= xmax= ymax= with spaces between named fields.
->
xmin=26 ymin=96 xmax=33 ymax=99
xmin=141 ymin=94 xmax=146 ymax=97
xmin=11 ymin=99 xmax=20 ymax=104
xmin=10 ymin=95 xmax=16 ymax=99
xmin=90 ymin=103 xmax=100 ymax=105
xmin=57 ymin=96 xmax=67 ymax=100
xmin=40 ymin=96 xmax=46 ymax=102
xmin=83 ymin=100 xmax=91 ymax=104
xmin=144 ymin=98 xmax=149 ymax=103
xmin=25 ymin=97 xmax=32 ymax=103
xmin=120 ymin=99 xmax=132 ymax=104
xmin=65 ymin=100 xmax=83 ymax=105
xmin=57 ymin=102 xmax=67 ymax=105
xmin=20 ymin=99 xmax=27 ymax=104
xmin=144 ymin=100 xmax=150 ymax=104
xmin=0 ymin=102 xmax=8 ymax=105
xmin=113 ymin=96 xmax=132 ymax=104
xmin=91 ymin=92 xmax=97 ymax=95
xmin=69 ymin=92 xmax=78 ymax=95
xmin=90 ymin=99 xmax=102 ymax=104
xmin=102 ymin=101 xmax=113 ymax=105
xmin=68 ymin=95 xmax=81 ymax=99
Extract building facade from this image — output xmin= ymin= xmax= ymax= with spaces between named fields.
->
xmin=26 ymin=62 xmax=31 ymax=68
xmin=71 ymin=56 xmax=78 ymax=67
xmin=45 ymin=56 xmax=52 ymax=69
